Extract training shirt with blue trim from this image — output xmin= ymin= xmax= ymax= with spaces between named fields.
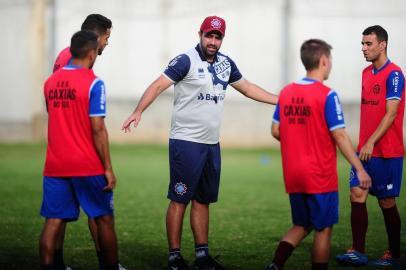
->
xmin=163 ymin=44 xmax=243 ymax=144
xmin=43 ymin=64 xmax=106 ymax=176
xmin=273 ymin=78 xmax=345 ymax=193
xmin=273 ymin=78 xmax=345 ymax=131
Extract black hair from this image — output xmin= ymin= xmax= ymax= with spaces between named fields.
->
xmin=81 ymin=14 xmax=112 ymax=35
xmin=362 ymin=25 xmax=388 ymax=43
xmin=70 ymin=30 xmax=99 ymax=59
xmin=300 ymin=39 xmax=332 ymax=71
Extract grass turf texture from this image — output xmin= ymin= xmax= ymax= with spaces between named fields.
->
xmin=0 ymin=143 xmax=405 ymax=270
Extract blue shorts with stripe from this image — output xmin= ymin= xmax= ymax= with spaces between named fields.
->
xmin=168 ymin=139 xmax=221 ymax=204
xmin=289 ymin=192 xmax=338 ymax=231
xmin=40 ymin=175 xmax=114 ymax=220
xmin=349 ymin=157 xmax=403 ymax=199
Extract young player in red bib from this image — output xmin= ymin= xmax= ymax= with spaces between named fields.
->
xmin=336 ymin=25 xmax=405 ymax=267
xmin=267 ymin=39 xmax=371 ymax=270
xmin=40 ymin=30 xmax=121 ymax=270
xmin=51 ymin=14 xmax=125 ymax=270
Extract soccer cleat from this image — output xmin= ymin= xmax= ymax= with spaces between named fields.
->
xmin=265 ymin=262 xmax=279 ymax=270
xmin=118 ymin=264 xmax=127 ymax=270
xmin=168 ymin=255 xmax=190 ymax=270
xmin=335 ymin=248 xmax=368 ymax=266
xmin=194 ymin=255 xmax=228 ymax=270
xmin=371 ymin=250 xmax=399 ymax=267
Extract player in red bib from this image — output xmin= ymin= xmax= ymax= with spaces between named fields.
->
xmin=51 ymin=14 xmax=123 ymax=270
xmin=53 ymin=14 xmax=111 ymax=73
xmin=40 ymin=31 xmax=120 ymax=270
xmin=336 ymin=25 xmax=405 ymax=267
xmin=266 ymin=39 xmax=371 ymax=270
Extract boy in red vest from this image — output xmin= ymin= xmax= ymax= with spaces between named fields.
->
xmin=40 ymin=30 xmax=120 ymax=270
xmin=336 ymin=25 xmax=405 ymax=267
xmin=266 ymin=39 xmax=371 ymax=270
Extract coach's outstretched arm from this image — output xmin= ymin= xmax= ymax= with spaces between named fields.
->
xmin=122 ymin=75 xmax=173 ymax=132
xmin=91 ymin=116 xmax=116 ymax=191
xmin=232 ymin=78 xmax=278 ymax=105
xmin=331 ymin=128 xmax=371 ymax=189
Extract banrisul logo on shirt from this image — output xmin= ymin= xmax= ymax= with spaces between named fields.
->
xmin=100 ymin=84 xmax=106 ymax=110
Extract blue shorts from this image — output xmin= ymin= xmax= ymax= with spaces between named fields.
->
xmin=168 ymin=139 xmax=221 ymax=204
xmin=289 ymin=192 xmax=338 ymax=231
xmin=40 ymin=175 xmax=114 ymax=220
xmin=349 ymin=157 xmax=403 ymax=199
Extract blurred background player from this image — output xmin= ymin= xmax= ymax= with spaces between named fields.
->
xmin=336 ymin=25 xmax=405 ymax=267
xmin=53 ymin=14 xmax=111 ymax=72
xmin=40 ymin=30 xmax=120 ymax=270
xmin=268 ymin=39 xmax=371 ymax=270
xmin=122 ymin=15 xmax=277 ymax=270
xmin=51 ymin=14 xmax=124 ymax=270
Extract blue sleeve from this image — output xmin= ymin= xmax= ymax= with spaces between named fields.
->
xmin=272 ymin=103 xmax=280 ymax=123
xmin=89 ymin=79 xmax=106 ymax=117
xmin=325 ymin=90 xmax=345 ymax=131
xmin=228 ymin=57 xmax=243 ymax=84
xmin=163 ymin=54 xmax=191 ymax=82
xmin=386 ymin=70 xmax=405 ymax=100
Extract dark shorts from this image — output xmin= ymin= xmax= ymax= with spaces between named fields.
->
xmin=349 ymin=157 xmax=403 ymax=199
xmin=289 ymin=192 xmax=338 ymax=231
xmin=40 ymin=175 xmax=114 ymax=220
xmin=168 ymin=139 xmax=221 ymax=204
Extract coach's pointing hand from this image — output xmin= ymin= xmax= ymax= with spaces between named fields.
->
xmin=122 ymin=111 xmax=142 ymax=133
xmin=104 ymin=169 xmax=117 ymax=191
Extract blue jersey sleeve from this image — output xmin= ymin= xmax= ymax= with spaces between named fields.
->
xmin=272 ymin=103 xmax=280 ymax=124
xmin=164 ymin=54 xmax=191 ymax=82
xmin=228 ymin=57 xmax=243 ymax=84
xmin=89 ymin=79 xmax=106 ymax=117
xmin=325 ymin=90 xmax=345 ymax=131
xmin=386 ymin=70 xmax=405 ymax=100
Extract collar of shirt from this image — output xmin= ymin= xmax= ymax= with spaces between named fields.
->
xmin=373 ymin=59 xmax=391 ymax=75
xmin=63 ymin=64 xmax=83 ymax=70
xmin=195 ymin=44 xmax=219 ymax=63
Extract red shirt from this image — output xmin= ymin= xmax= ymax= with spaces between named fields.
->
xmin=53 ymin=47 xmax=72 ymax=73
xmin=43 ymin=67 xmax=105 ymax=176
xmin=278 ymin=81 xmax=338 ymax=194
xmin=358 ymin=62 xmax=405 ymax=158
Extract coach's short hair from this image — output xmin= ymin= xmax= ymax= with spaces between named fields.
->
xmin=362 ymin=25 xmax=388 ymax=43
xmin=300 ymin=39 xmax=332 ymax=71
xmin=81 ymin=14 xmax=112 ymax=35
xmin=70 ymin=30 xmax=99 ymax=59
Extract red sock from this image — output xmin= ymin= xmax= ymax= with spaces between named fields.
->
xmin=272 ymin=241 xmax=294 ymax=269
xmin=351 ymin=202 xmax=368 ymax=253
xmin=382 ymin=205 xmax=401 ymax=258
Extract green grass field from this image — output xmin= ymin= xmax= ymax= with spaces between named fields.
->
xmin=0 ymin=143 xmax=405 ymax=270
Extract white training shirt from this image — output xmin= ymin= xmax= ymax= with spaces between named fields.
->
xmin=163 ymin=45 xmax=243 ymax=144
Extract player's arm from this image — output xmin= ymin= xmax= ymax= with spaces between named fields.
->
xmin=359 ymin=71 xmax=404 ymax=161
xmin=271 ymin=103 xmax=281 ymax=140
xmin=359 ymin=100 xmax=400 ymax=161
xmin=122 ymin=75 xmax=173 ymax=132
xmin=122 ymin=54 xmax=190 ymax=132
xmin=91 ymin=116 xmax=116 ymax=191
xmin=331 ymin=128 xmax=371 ymax=189
xmin=231 ymin=78 xmax=278 ymax=105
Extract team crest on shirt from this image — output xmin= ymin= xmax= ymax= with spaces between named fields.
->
xmin=174 ymin=182 xmax=187 ymax=195
xmin=373 ymin=84 xmax=380 ymax=94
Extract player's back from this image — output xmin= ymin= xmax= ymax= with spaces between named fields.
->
xmin=278 ymin=80 xmax=338 ymax=194
xmin=43 ymin=66 xmax=104 ymax=177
